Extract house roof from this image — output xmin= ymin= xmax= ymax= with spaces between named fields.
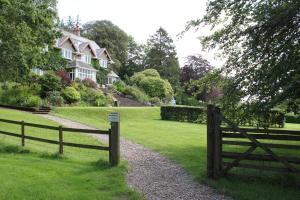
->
xmin=55 ymin=30 xmax=112 ymax=62
xmin=107 ymin=71 xmax=119 ymax=78
xmin=68 ymin=60 xmax=98 ymax=71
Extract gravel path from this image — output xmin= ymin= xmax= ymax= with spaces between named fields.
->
xmin=40 ymin=114 xmax=230 ymax=200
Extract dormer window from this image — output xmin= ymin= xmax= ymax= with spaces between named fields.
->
xmin=81 ymin=55 xmax=91 ymax=64
xmin=100 ymin=59 xmax=108 ymax=68
xmin=61 ymin=48 xmax=72 ymax=60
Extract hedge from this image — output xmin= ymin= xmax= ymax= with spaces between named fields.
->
xmin=161 ymin=106 xmax=206 ymax=123
xmin=285 ymin=114 xmax=300 ymax=124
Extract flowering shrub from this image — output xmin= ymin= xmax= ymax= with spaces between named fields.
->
xmin=82 ymin=78 xmax=97 ymax=88
xmin=56 ymin=70 xmax=72 ymax=87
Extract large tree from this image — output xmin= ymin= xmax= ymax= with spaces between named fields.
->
xmin=82 ymin=20 xmax=129 ymax=75
xmin=0 ymin=0 xmax=61 ymax=82
xmin=120 ymin=36 xmax=145 ymax=79
xmin=145 ymin=27 xmax=180 ymax=87
xmin=187 ymin=0 xmax=300 ymax=110
xmin=180 ymin=54 xmax=213 ymax=85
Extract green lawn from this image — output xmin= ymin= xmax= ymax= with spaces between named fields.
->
xmin=0 ymin=108 xmax=140 ymax=200
xmin=53 ymin=107 xmax=300 ymax=200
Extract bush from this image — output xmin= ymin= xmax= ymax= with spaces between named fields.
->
xmin=113 ymin=81 xmax=126 ymax=93
xmin=82 ymin=78 xmax=97 ymax=88
xmin=62 ymin=87 xmax=81 ymax=103
xmin=46 ymin=91 xmax=64 ymax=106
xmin=123 ymin=86 xmax=149 ymax=103
xmin=21 ymin=95 xmax=42 ymax=107
xmin=80 ymin=88 xmax=108 ymax=106
xmin=150 ymin=97 xmax=162 ymax=106
xmin=139 ymin=77 xmax=173 ymax=101
xmin=56 ymin=70 xmax=72 ymax=87
xmin=39 ymin=72 xmax=62 ymax=97
xmin=130 ymin=69 xmax=160 ymax=85
xmin=161 ymin=106 xmax=206 ymax=123
xmin=285 ymin=114 xmax=300 ymax=124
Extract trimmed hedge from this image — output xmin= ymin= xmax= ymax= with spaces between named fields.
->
xmin=161 ymin=106 xmax=206 ymax=123
xmin=285 ymin=114 xmax=300 ymax=124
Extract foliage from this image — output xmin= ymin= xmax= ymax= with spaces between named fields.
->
xmin=123 ymin=86 xmax=149 ymax=103
xmin=145 ymin=27 xmax=180 ymax=87
xmin=62 ymin=87 xmax=81 ymax=103
xmin=96 ymin=67 xmax=109 ymax=85
xmin=46 ymin=91 xmax=64 ymax=106
xmin=186 ymin=0 xmax=300 ymax=109
xmin=149 ymin=97 xmax=162 ymax=106
xmin=39 ymin=72 xmax=62 ymax=97
xmin=285 ymin=114 xmax=300 ymax=124
xmin=175 ymin=88 xmax=202 ymax=106
xmin=0 ymin=83 xmax=42 ymax=107
xmin=56 ymin=70 xmax=72 ymax=87
xmin=80 ymin=88 xmax=108 ymax=107
xmin=0 ymin=0 xmax=61 ymax=82
xmin=82 ymin=78 xmax=97 ymax=88
xmin=120 ymin=36 xmax=145 ymax=78
xmin=180 ymin=54 xmax=213 ymax=84
xmin=82 ymin=20 xmax=129 ymax=74
xmin=161 ymin=106 xmax=206 ymax=123
xmin=113 ymin=81 xmax=126 ymax=93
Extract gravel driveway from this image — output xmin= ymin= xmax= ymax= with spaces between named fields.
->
xmin=40 ymin=114 xmax=230 ymax=200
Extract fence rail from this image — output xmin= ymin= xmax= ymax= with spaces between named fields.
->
xmin=207 ymin=105 xmax=300 ymax=179
xmin=0 ymin=116 xmax=120 ymax=166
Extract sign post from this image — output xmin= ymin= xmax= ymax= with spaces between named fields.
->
xmin=108 ymin=112 xmax=120 ymax=166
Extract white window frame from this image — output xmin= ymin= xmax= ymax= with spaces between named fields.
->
xmin=81 ymin=55 xmax=91 ymax=64
xmin=99 ymin=59 xmax=108 ymax=68
xmin=77 ymin=68 xmax=96 ymax=81
xmin=61 ymin=48 xmax=72 ymax=60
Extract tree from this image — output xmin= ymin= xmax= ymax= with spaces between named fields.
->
xmin=145 ymin=27 xmax=180 ymax=87
xmin=82 ymin=20 xmax=129 ymax=75
xmin=186 ymin=0 xmax=300 ymax=110
xmin=0 ymin=0 xmax=61 ymax=82
xmin=120 ymin=36 xmax=145 ymax=79
xmin=180 ymin=54 xmax=213 ymax=85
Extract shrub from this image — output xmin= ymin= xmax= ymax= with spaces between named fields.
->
xmin=285 ymin=114 xmax=300 ymax=124
xmin=39 ymin=71 xmax=62 ymax=97
xmin=130 ymin=69 xmax=160 ymax=85
xmin=139 ymin=77 xmax=173 ymax=101
xmin=62 ymin=87 xmax=81 ymax=103
xmin=150 ymin=97 xmax=162 ymax=106
xmin=46 ymin=91 xmax=64 ymax=106
xmin=161 ymin=106 xmax=206 ymax=123
xmin=113 ymin=81 xmax=126 ymax=93
xmin=82 ymin=78 xmax=97 ymax=88
xmin=123 ymin=86 xmax=149 ymax=103
xmin=21 ymin=95 xmax=42 ymax=107
xmin=80 ymin=88 xmax=108 ymax=106
xmin=56 ymin=70 xmax=72 ymax=87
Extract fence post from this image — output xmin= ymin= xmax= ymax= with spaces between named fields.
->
xmin=108 ymin=113 xmax=120 ymax=166
xmin=59 ymin=126 xmax=63 ymax=154
xmin=213 ymin=107 xmax=222 ymax=178
xmin=207 ymin=105 xmax=215 ymax=178
xmin=21 ymin=121 xmax=25 ymax=147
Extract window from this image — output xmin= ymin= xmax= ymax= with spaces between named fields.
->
xmin=77 ymin=68 xmax=95 ymax=81
xmin=61 ymin=49 xmax=72 ymax=60
xmin=81 ymin=55 xmax=91 ymax=64
xmin=32 ymin=68 xmax=44 ymax=76
xmin=99 ymin=59 xmax=108 ymax=68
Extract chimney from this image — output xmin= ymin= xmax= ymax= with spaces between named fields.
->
xmin=73 ymin=25 xmax=80 ymax=36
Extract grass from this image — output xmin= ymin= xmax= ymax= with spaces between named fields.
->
xmin=0 ymin=108 xmax=140 ymax=200
xmin=53 ymin=106 xmax=300 ymax=200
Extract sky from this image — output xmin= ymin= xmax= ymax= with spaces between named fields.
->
xmin=57 ymin=0 xmax=224 ymax=68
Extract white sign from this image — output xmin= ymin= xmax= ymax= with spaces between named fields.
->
xmin=108 ymin=112 xmax=120 ymax=122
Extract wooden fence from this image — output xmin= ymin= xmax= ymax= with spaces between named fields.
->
xmin=0 ymin=117 xmax=120 ymax=166
xmin=207 ymin=105 xmax=300 ymax=179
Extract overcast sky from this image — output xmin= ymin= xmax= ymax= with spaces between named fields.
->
xmin=57 ymin=0 xmax=223 ymax=67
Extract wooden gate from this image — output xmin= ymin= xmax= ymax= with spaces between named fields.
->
xmin=207 ymin=105 xmax=300 ymax=179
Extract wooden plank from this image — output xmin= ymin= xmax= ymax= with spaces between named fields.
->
xmin=0 ymin=130 xmax=21 ymax=138
xmin=221 ymin=127 xmax=300 ymax=136
xmin=24 ymin=135 xmax=59 ymax=144
xmin=222 ymin=140 xmax=300 ymax=150
xmin=222 ymin=162 xmax=300 ymax=174
xmin=222 ymin=132 xmax=300 ymax=141
xmin=222 ymin=117 xmax=298 ymax=172
xmin=213 ymin=107 xmax=222 ymax=178
xmin=63 ymin=142 xmax=109 ymax=151
xmin=62 ymin=127 xmax=109 ymax=135
xmin=23 ymin=122 xmax=59 ymax=130
xmin=222 ymin=152 xmax=300 ymax=164
xmin=109 ymin=121 xmax=120 ymax=166
xmin=0 ymin=118 xmax=22 ymax=125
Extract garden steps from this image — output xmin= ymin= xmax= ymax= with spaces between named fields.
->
xmin=32 ymin=106 xmax=52 ymax=114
